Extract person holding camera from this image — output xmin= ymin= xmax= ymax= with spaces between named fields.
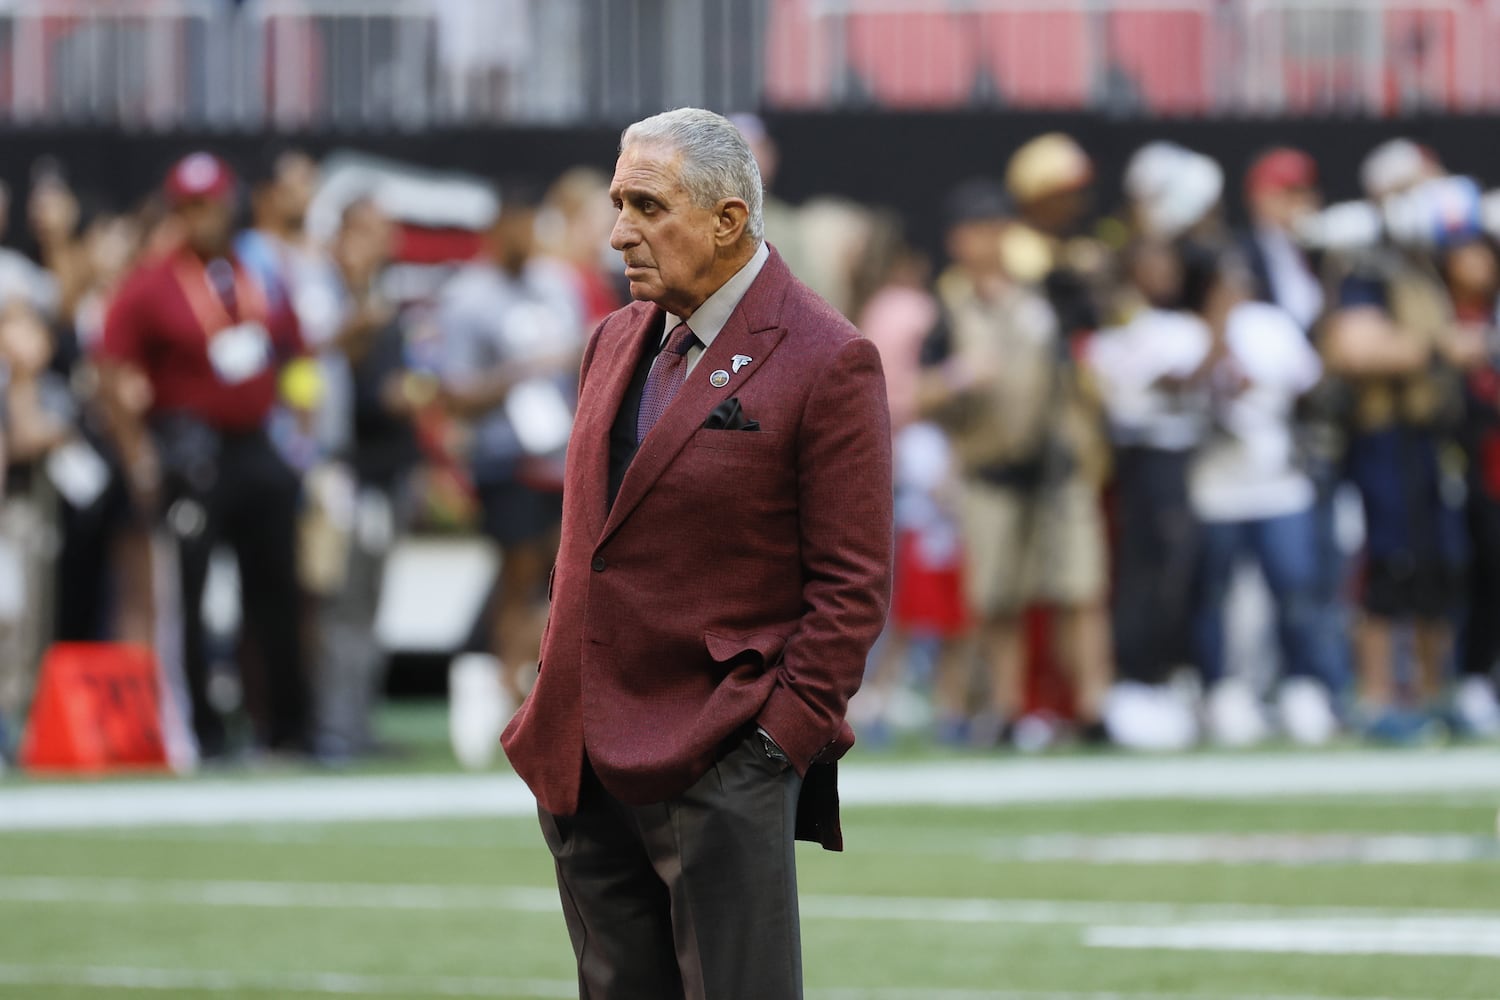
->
xmin=918 ymin=179 xmax=1110 ymax=747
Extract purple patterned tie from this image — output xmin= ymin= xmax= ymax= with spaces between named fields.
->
xmin=636 ymin=322 xmax=696 ymax=443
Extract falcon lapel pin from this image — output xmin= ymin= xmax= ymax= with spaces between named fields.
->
xmin=731 ymin=354 xmax=753 ymax=374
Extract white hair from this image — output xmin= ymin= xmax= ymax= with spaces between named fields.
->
xmin=620 ymin=108 xmax=765 ymax=242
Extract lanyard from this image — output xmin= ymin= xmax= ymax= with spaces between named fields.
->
xmin=171 ymin=250 xmax=268 ymax=339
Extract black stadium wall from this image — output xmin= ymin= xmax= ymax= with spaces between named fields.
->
xmin=3 ymin=112 xmax=1498 ymax=259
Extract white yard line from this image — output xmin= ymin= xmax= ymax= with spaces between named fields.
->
xmin=0 ymin=964 xmax=575 ymax=998
xmin=1087 ymin=918 xmax=1500 ymax=958
xmin=984 ymin=833 xmax=1500 ymax=865
xmin=2 ymin=748 xmax=1498 ymax=831
xmin=0 ymin=965 xmax=1432 ymax=1000
xmin=2 ymin=875 xmax=1495 ymax=928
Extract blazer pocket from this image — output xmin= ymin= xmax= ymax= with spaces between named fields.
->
xmin=692 ymin=428 xmax=783 ymax=454
xmin=704 ymin=627 xmax=795 ymax=671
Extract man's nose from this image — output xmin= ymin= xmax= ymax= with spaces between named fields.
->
xmin=610 ymin=213 xmax=637 ymax=252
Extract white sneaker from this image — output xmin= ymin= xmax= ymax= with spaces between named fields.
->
xmin=1455 ymin=676 xmax=1500 ymax=738
xmin=448 ymin=653 xmax=512 ymax=771
xmin=1277 ymin=677 xmax=1339 ymax=746
xmin=1206 ymin=677 xmax=1270 ymax=748
xmin=1105 ymin=682 xmax=1198 ymax=752
xmin=1012 ymin=713 xmax=1059 ymax=754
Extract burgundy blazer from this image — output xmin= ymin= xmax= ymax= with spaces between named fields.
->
xmin=501 ymin=248 xmax=893 ymax=850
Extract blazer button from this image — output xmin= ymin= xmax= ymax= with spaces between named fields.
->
xmin=591 ymin=556 xmax=607 ymax=572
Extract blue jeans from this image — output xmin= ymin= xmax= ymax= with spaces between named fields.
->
xmin=1193 ymin=509 xmax=1340 ymax=691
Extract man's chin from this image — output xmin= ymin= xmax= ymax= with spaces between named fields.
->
xmin=626 ymin=279 xmax=662 ymax=303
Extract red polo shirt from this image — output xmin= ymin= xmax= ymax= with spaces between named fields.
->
xmin=99 ymin=248 xmax=304 ymax=432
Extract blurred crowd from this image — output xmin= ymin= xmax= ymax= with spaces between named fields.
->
xmin=0 ymin=147 xmax=617 ymax=765
xmin=848 ymin=130 xmax=1500 ymax=752
xmin=0 ymin=119 xmax=1498 ymax=767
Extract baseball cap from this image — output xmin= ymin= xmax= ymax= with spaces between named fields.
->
xmin=1005 ymin=133 xmax=1092 ymax=205
xmin=1125 ymin=142 xmax=1223 ymax=239
xmin=1360 ymin=138 xmax=1442 ymax=201
xmin=163 ymin=152 xmax=237 ymax=205
xmin=943 ymin=178 xmax=1012 ymax=229
xmin=1245 ymin=148 xmax=1317 ymax=199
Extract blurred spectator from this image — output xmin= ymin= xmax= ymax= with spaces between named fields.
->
xmin=97 ymin=152 xmax=310 ymax=761
xmin=853 ymin=222 xmax=971 ymax=743
xmin=1088 ymin=238 xmax=1218 ymax=750
xmin=1359 ymin=138 xmax=1444 ymax=204
xmin=730 ymin=113 xmax=811 ymax=292
xmin=1003 ymin=131 xmax=1108 ymax=316
xmin=1239 ymin=147 xmax=1351 ymax=719
xmin=1321 ymin=165 xmax=1471 ymax=743
xmin=0 ymin=164 xmax=85 ymax=759
xmin=1123 ymin=142 xmax=1225 ymax=243
xmin=237 ymin=148 xmax=321 ymax=315
xmin=537 ymin=166 xmax=622 ymax=327
xmin=797 ymin=196 xmax=875 ymax=319
xmin=1435 ymin=233 xmax=1500 ymax=736
xmin=41 ymin=181 xmax=155 ymax=649
xmin=1242 ymin=148 xmax=1324 ymax=333
xmin=437 ymin=180 xmax=583 ymax=710
xmin=26 ymin=161 xmax=86 ymax=326
xmin=0 ymin=178 xmax=60 ymax=319
xmin=918 ymin=180 xmax=1110 ymax=746
xmin=0 ymin=302 xmax=71 ymax=760
xmin=308 ymin=197 xmax=423 ymax=761
xmin=1178 ymin=243 xmax=1340 ymax=747
xmin=236 ymin=148 xmax=326 ymax=469
xmin=1004 ymin=134 xmax=1115 ymax=742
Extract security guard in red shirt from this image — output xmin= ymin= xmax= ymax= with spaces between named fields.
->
xmin=98 ymin=153 xmax=309 ymax=760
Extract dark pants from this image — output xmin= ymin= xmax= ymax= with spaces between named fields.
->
xmin=1464 ymin=497 xmax=1500 ymax=679
xmin=540 ymin=732 xmax=805 ymax=1000
xmin=54 ymin=461 xmax=130 ymax=641
xmin=1308 ymin=484 xmax=1353 ymax=693
xmin=1193 ymin=509 xmax=1339 ymax=690
xmin=1112 ymin=446 xmax=1199 ymax=685
xmin=165 ymin=429 xmax=307 ymax=757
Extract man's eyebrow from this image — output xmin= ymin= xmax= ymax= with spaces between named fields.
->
xmin=613 ymin=186 xmax=667 ymax=204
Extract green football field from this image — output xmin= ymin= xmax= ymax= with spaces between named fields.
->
xmin=2 ymin=710 xmax=1499 ymax=999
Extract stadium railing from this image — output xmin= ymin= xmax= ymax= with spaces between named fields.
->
xmin=0 ymin=0 xmax=1490 ymax=129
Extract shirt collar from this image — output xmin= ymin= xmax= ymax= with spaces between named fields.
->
xmin=663 ymin=241 xmax=769 ymax=349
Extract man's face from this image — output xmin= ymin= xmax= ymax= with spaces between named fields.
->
xmin=276 ymin=153 xmax=318 ymax=231
xmin=946 ymin=218 xmax=1005 ymax=275
xmin=334 ymin=201 xmax=393 ymax=281
xmin=1024 ymin=187 xmax=1089 ymax=237
xmin=609 ymin=143 xmax=722 ymax=316
xmin=492 ymin=206 xmax=537 ymax=273
xmin=1252 ymin=186 xmax=1321 ymax=231
xmin=178 ymin=197 xmax=233 ymax=255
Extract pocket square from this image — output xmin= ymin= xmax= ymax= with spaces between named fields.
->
xmin=703 ymin=396 xmax=760 ymax=431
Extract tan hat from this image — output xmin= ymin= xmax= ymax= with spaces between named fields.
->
xmin=1005 ymin=133 xmax=1093 ymax=205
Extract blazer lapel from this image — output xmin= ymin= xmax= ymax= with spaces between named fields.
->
xmin=574 ymin=306 xmax=663 ymax=543
xmin=600 ymin=251 xmax=793 ymax=545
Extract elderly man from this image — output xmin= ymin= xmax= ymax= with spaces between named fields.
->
xmin=501 ymin=108 xmax=893 ymax=999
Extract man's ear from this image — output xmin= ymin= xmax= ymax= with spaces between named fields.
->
xmin=714 ymin=198 xmax=750 ymax=247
